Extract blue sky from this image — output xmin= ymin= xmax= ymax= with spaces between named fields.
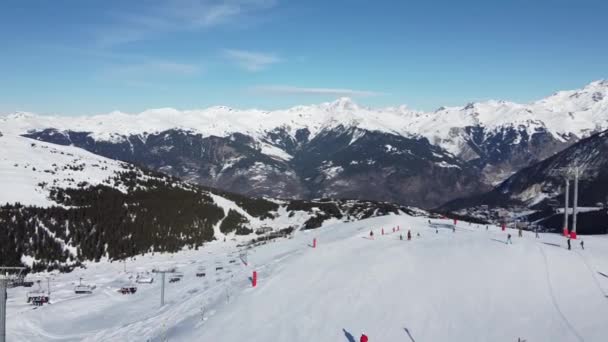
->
xmin=1 ymin=0 xmax=607 ymax=115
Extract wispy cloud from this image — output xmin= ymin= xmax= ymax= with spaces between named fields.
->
xmin=252 ymin=85 xmax=386 ymax=97
xmin=125 ymin=61 xmax=202 ymax=76
xmin=223 ymin=49 xmax=282 ymax=71
xmin=97 ymin=0 xmax=278 ymax=46
xmin=99 ymin=61 xmax=203 ymax=89
xmin=45 ymin=45 xmax=203 ymax=88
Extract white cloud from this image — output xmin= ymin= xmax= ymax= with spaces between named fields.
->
xmin=252 ymin=85 xmax=386 ymax=97
xmin=97 ymin=0 xmax=278 ymax=46
xmin=105 ymin=61 xmax=202 ymax=78
xmin=223 ymin=49 xmax=282 ymax=71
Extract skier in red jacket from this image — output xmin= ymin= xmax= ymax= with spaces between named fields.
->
xmin=360 ymin=333 xmax=369 ymax=342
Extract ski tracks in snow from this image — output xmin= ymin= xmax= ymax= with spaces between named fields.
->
xmin=574 ymin=250 xmax=608 ymax=298
xmin=537 ymin=244 xmax=585 ymax=342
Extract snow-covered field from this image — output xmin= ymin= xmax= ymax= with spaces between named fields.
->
xmin=6 ymin=214 xmax=608 ymax=342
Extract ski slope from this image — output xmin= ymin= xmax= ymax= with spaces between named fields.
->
xmin=6 ymin=214 xmax=608 ymax=342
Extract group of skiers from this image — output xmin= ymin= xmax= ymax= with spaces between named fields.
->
xmin=505 ymin=229 xmax=586 ymax=251
xmin=567 ymin=238 xmax=585 ymax=250
xmin=369 ymin=228 xmax=421 ymax=242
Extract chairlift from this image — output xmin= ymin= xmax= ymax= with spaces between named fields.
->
xmin=118 ymin=286 xmax=138 ymax=294
xmin=136 ymin=272 xmax=154 ymax=284
xmin=167 ymin=271 xmax=183 ymax=282
xmin=26 ymin=280 xmax=50 ymax=305
xmin=74 ymin=277 xmax=96 ymax=294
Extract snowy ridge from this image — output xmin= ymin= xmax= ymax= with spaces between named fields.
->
xmin=0 ymin=133 xmax=143 ymax=207
xmin=2 ymin=80 xmax=607 ymax=157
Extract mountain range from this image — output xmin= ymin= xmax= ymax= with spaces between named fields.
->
xmin=2 ymin=80 xmax=607 ymax=209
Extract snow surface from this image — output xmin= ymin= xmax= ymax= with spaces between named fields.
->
xmin=6 ymin=214 xmax=608 ymax=341
xmin=0 ymin=133 xmax=137 ymax=207
xmin=2 ymin=80 xmax=607 ymax=159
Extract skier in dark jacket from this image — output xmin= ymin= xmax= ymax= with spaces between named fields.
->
xmin=580 ymin=240 xmax=585 ymax=250
xmin=507 ymin=234 xmax=512 ymax=244
xmin=407 ymin=230 xmax=412 ymax=240
xmin=567 ymin=238 xmax=571 ymax=250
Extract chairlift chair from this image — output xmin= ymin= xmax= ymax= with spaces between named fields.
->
xmin=118 ymin=285 xmax=137 ymax=294
xmin=74 ymin=277 xmax=96 ymax=294
xmin=26 ymin=280 xmax=50 ymax=305
xmin=135 ymin=273 xmax=154 ymax=284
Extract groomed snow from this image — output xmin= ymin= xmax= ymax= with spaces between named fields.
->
xmin=6 ymin=214 xmax=608 ymax=341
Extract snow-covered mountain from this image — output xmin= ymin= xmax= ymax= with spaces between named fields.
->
xmin=2 ymin=80 xmax=607 ymax=207
xmin=0 ymin=132 xmax=416 ymax=271
xmin=442 ymin=128 xmax=608 ymax=234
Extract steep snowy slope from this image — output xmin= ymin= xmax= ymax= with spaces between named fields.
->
xmin=6 ymin=215 xmax=608 ymax=341
xmin=0 ymin=132 xmax=147 ymax=207
xmin=441 ymin=129 xmax=608 ymax=234
xmin=445 ymin=129 xmax=608 ymax=208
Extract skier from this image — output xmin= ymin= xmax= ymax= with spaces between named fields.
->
xmin=486 ymin=225 xmax=489 ymax=231
xmin=360 ymin=333 xmax=369 ymax=342
xmin=518 ymin=228 xmax=523 ymax=238
xmin=535 ymin=227 xmax=539 ymax=238
xmin=567 ymin=238 xmax=571 ymax=250
xmin=400 ymin=234 xmax=403 ymax=241
xmin=580 ymin=240 xmax=584 ymax=250
xmin=417 ymin=232 xmax=421 ymax=237
xmin=436 ymin=228 xmax=439 ymax=234
xmin=507 ymin=234 xmax=512 ymax=244
xmin=452 ymin=226 xmax=456 ymax=233
xmin=407 ymin=230 xmax=412 ymax=241
xmin=369 ymin=230 xmax=374 ymax=239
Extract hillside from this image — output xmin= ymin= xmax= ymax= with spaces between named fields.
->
xmin=0 ymin=133 xmax=416 ymax=272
